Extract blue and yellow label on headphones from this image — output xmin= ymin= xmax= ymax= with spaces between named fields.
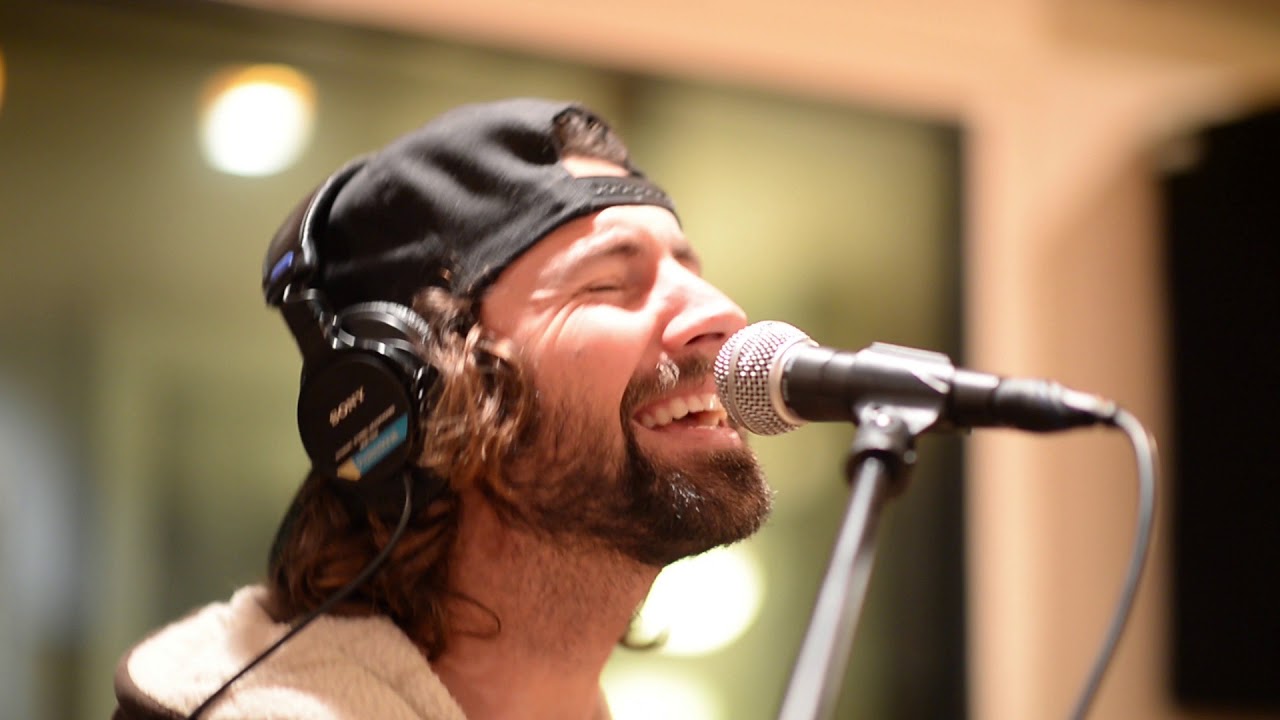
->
xmin=336 ymin=412 xmax=409 ymax=481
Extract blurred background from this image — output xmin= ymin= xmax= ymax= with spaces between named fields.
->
xmin=0 ymin=0 xmax=1276 ymax=719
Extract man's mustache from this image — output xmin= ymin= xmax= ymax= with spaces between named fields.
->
xmin=620 ymin=354 xmax=716 ymax=418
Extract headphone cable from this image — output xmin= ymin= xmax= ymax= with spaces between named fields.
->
xmin=186 ymin=472 xmax=415 ymax=720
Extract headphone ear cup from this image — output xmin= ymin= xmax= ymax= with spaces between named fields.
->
xmin=295 ymin=302 xmax=437 ymax=490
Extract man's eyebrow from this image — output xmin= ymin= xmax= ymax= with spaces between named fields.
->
xmin=545 ymin=234 xmax=642 ymax=285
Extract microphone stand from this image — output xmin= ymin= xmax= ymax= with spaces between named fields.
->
xmin=776 ymin=407 xmax=919 ymax=720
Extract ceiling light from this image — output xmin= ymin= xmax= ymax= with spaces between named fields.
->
xmin=632 ymin=543 xmax=766 ymax=656
xmin=199 ymin=64 xmax=315 ymax=177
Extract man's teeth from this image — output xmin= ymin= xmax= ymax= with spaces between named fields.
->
xmin=637 ymin=393 xmax=727 ymax=429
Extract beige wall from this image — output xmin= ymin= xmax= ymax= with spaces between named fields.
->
xmin=223 ymin=1 xmax=1280 ymax=718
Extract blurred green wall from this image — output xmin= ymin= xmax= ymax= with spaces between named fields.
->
xmin=0 ymin=1 xmax=963 ymax=718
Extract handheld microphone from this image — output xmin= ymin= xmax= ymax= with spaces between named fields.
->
xmin=714 ymin=321 xmax=1118 ymax=436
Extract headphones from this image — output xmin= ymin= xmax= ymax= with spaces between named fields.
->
xmin=261 ymin=160 xmax=440 ymax=502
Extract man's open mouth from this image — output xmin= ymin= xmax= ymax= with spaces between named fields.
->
xmin=635 ymin=392 xmax=730 ymax=430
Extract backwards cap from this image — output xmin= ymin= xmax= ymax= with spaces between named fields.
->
xmin=265 ymin=98 xmax=675 ymax=310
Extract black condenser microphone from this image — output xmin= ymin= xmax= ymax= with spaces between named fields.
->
xmin=714 ymin=321 xmax=1119 ymax=436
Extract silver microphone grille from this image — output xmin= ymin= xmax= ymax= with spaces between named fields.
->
xmin=714 ymin=321 xmax=813 ymax=436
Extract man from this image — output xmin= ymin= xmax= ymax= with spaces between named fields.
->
xmin=113 ymin=98 xmax=772 ymax=719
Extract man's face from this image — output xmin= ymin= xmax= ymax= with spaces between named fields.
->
xmin=479 ymin=200 xmax=771 ymax=566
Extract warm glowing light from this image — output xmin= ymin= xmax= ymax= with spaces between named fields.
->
xmin=633 ymin=543 xmax=765 ymax=656
xmin=199 ymin=64 xmax=315 ymax=176
xmin=604 ymin=668 xmax=724 ymax=720
xmin=0 ymin=47 xmax=7 ymax=115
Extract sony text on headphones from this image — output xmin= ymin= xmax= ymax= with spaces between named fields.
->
xmin=261 ymin=160 xmax=438 ymax=496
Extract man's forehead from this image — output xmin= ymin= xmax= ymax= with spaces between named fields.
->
xmin=551 ymin=206 xmax=694 ymax=268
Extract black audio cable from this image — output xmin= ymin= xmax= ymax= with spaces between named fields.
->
xmin=186 ymin=472 xmax=415 ymax=720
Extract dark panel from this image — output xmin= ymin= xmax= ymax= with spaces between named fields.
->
xmin=1164 ymin=107 xmax=1280 ymax=712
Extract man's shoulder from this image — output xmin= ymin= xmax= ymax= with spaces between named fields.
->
xmin=112 ymin=585 xmax=468 ymax=719
xmin=112 ymin=586 xmax=260 ymax=719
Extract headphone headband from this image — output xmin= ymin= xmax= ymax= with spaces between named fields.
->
xmin=264 ymin=159 xmax=366 ymax=307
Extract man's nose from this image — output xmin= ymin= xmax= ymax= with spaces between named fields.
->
xmin=657 ymin=262 xmax=749 ymax=353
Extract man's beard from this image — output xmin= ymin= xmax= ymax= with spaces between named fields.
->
xmin=498 ymin=356 xmax=773 ymax=567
